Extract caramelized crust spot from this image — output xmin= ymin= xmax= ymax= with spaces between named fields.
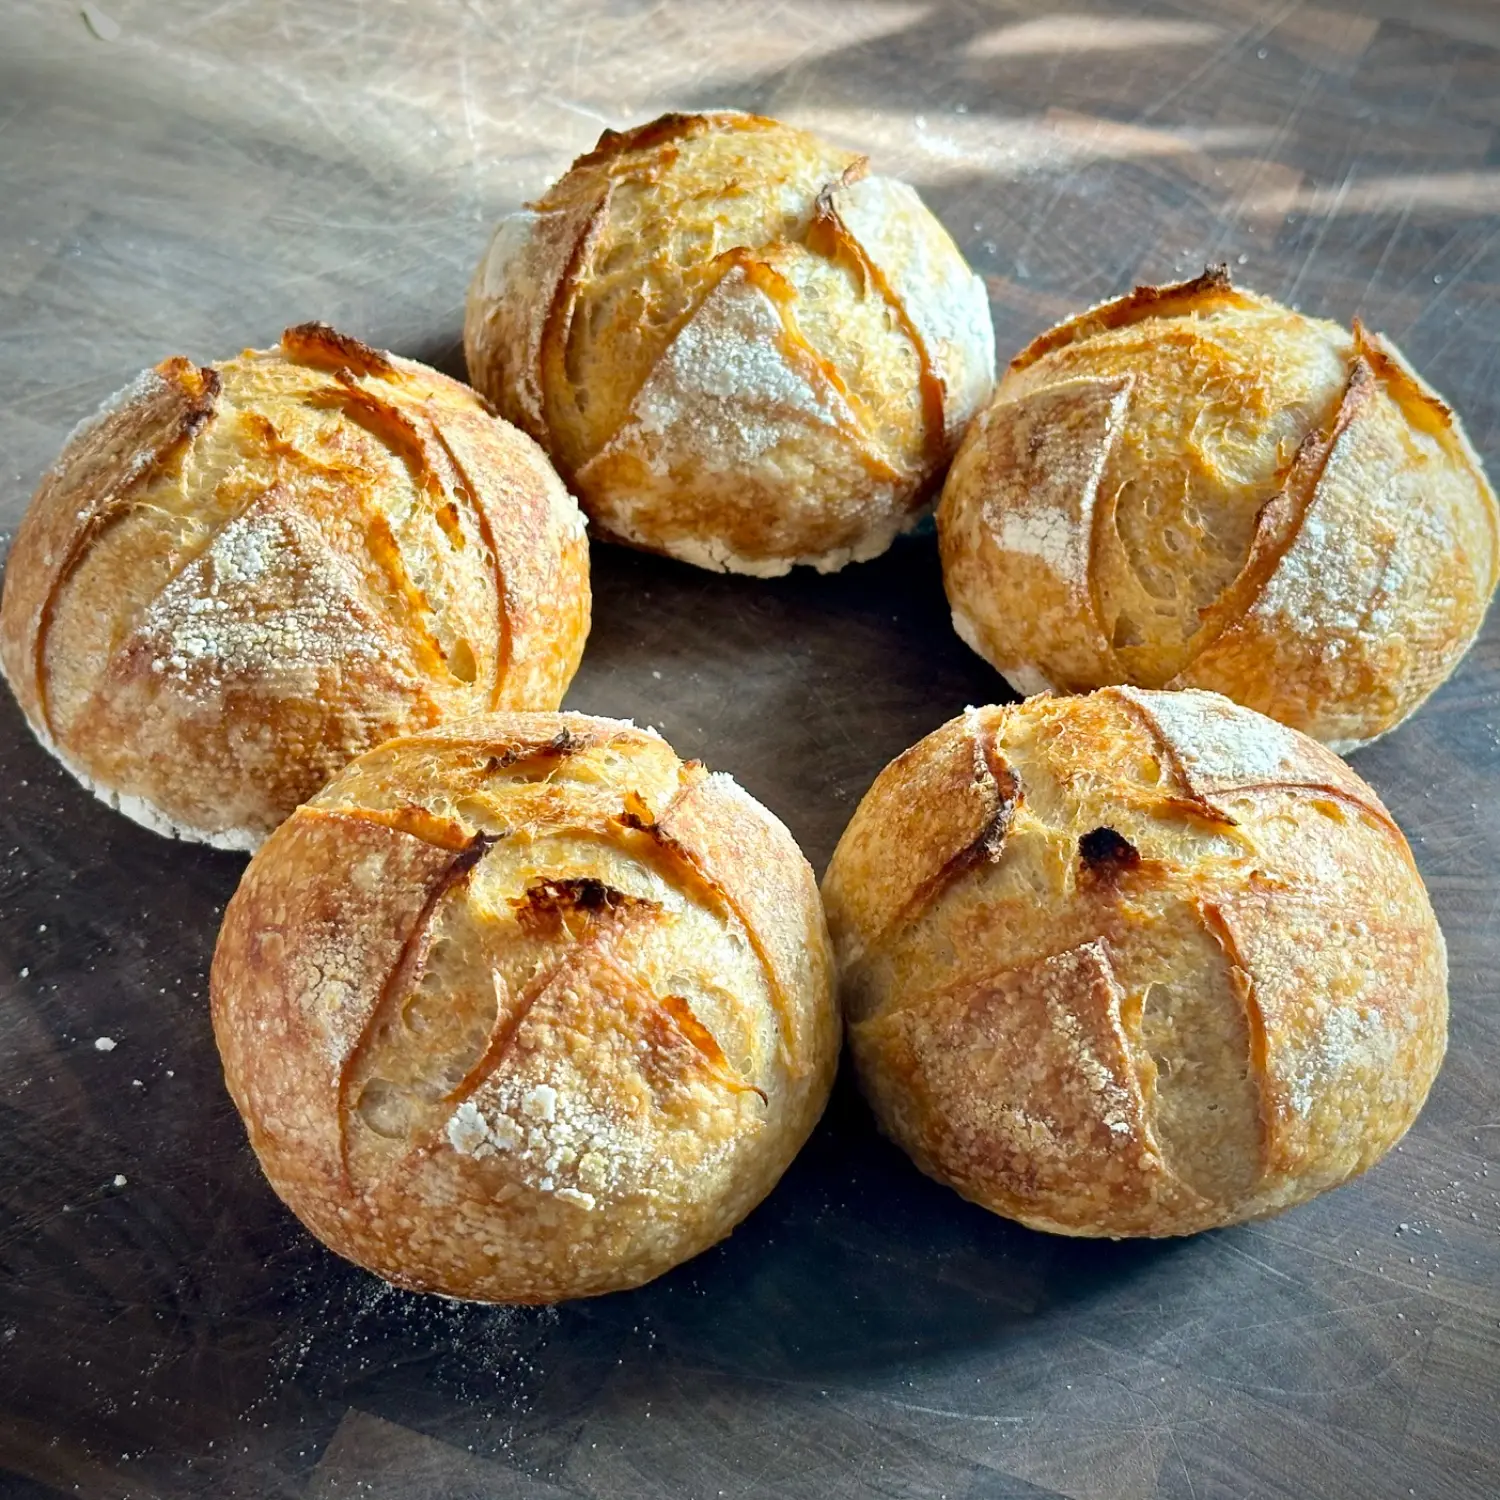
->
xmin=1009 ymin=264 xmax=1249 ymax=373
xmin=511 ymin=875 xmax=656 ymax=935
xmin=560 ymin=110 xmax=783 ymax=179
xmin=281 ymin=322 xmax=396 ymax=379
xmin=1077 ymin=826 xmax=1141 ymax=877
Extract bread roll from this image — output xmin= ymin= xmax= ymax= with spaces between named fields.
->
xmin=465 ymin=110 xmax=995 ymax=576
xmin=0 ymin=324 xmax=590 ymax=849
xmin=822 ymin=687 xmax=1447 ymax=1238
xmin=937 ymin=267 xmax=1499 ymax=749
xmin=210 ymin=712 xmax=838 ymax=1303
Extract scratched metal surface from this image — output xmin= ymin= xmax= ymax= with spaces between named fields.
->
xmin=2 ymin=2 xmax=1500 ymax=1497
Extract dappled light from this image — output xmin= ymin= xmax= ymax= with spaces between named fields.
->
xmin=966 ymin=14 xmax=1223 ymax=59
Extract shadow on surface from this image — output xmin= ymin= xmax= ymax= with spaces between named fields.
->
xmin=573 ymin=532 xmax=1006 ymax=871
xmin=568 ymin=1070 xmax=1191 ymax=1382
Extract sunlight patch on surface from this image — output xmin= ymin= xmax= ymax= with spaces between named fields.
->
xmin=788 ymin=105 xmax=1273 ymax=186
xmin=1241 ymin=170 xmax=1500 ymax=219
xmin=967 ymin=15 xmax=1222 ymax=59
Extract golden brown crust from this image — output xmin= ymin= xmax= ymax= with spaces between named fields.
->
xmin=1175 ymin=326 xmax=1500 ymax=746
xmin=465 ymin=110 xmax=995 ymax=576
xmin=937 ymin=269 xmax=1499 ymax=746
xmin=0 ymin=357 xmax=222 ymax=735
xmin=938 ymin=373 xmax=1130 ymax=692
xmin=855 ymin=940 xmax=1201 ymax=1234
xmin=0 ymin=327 xmax=590 ymax=847
xmin=212 ymin=807 xmax=461 ymax=1184
xmin=280 ymin=321 xmax=397 ymax=379
xmin=648 ymin=770 xmax=837 ymax=1079
xmin=820 ymin=709 xmax=1021 ymax=997
xmin=1007 ymin=264 xmax=1251 ymax=372
xmin=823 ymin=688 xmax=1448 ymax=1237
xmin=211 ymin=712 xmax=838 ymax=1303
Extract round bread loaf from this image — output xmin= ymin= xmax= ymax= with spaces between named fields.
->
xmin=937 ymin=267 xmax=1499 ymax=750
xmin=0 ymin=324 xmax=590 ymax=849
xmin=465 ymin=110 xmax=995 ymax=576
xmin=822 ymin=687 xmax=1447 ymax=1238
xmin=210 ymin=712 xmax=838 ymax=1303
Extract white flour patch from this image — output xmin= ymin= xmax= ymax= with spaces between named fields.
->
xmin=996 ymin=506 xmax=1075 ymax=575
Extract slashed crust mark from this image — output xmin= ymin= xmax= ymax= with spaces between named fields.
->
xmin=1106 ymin=686 xmax=1401 ymax=837
xmin=1209 ymin=781 xmax=1405 ymax=844
xmin=492 ymin=724 xmax=584 ymax=767
xmin=312 ymin=721 xmax=618 ymax=796
xmin=608 ymin=773 xmax=804 ymax=1074
xmin=304 ymin=729 xmax=603 ymax=854
xmin=1195 ymin=898 xmax=1272 ymax=1173
xmin=532 ymin=120 xmax=910 ymax=484
xmin=1104 ymin=689 xmax=1254 ymax=830
xmin=1072 ymin=374 xmax=1135 ymax=673
xmin=29 ymin=358 xmax=222 ymax=736
xmin=1174 ymin=355 xmax=1377 ymax=679
xmin=281 ymin=321 xmax=397 ymax=380
xmin=1008 ymin=264 xmax=1252 ymax=374
xmin=294 ymin=382 xmax=475 ymax=688
xmin=561 ymin=110 xmax=780 ymax=179
xmin=335 ymin=827 xmax=500 ymax=1180
xmin=1353 ymin=321 xmax=1500 ymax=591
xmin=536 ymin=186 xmax=615 ymax=479
xmin=298 ymin=803 xmax=475 ymax=853
xmin=427 ymin=424 xmax=513 ymax=708
xmin=907 ymin=719 xmax=1021 ymax=926
xmin=579 ymin=935 xmax=768 ymax=1104
xmin=806 ymin=160 xmax=948 ymax=468
xmin=877 ymin=715 xmax=1023 ymax=956
xmin=657 ymin=991 xmax=768 ymax=1103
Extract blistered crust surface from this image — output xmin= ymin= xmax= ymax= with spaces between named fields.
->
xmin=936 ymin=267 xmax=1500 ymax=745
xmin=211 ymin=711 xmax=838 ymax=1303
xmin=465 ymin=110 xmax=995 ymax=574
xmin=822 ymin=687 xmax=1447 ymax=1237
xmin=0 ymin=325 xmax=591 ymax=846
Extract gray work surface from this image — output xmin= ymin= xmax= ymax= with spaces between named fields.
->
xmin=2 ymin=3 xmax=1498 ymax=1497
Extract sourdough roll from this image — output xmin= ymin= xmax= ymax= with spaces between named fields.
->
xmin=0 ymin=325 xmax=590 ymax=848
xmin=465 ymin=110 xmax=995 ymax=575
xmin=822 ymin=688 xmax=1447 ymax=1238
xmin=210 ymin=712 xmax=838 ymax=1303
xmin=937 ymin=267 xmax=1499 ymax=749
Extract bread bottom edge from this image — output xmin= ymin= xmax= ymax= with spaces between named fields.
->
xmin=595 ymin=505 xmax=925 ymax=578
xmin=12 ymin=703 xmax=263 ymax=853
